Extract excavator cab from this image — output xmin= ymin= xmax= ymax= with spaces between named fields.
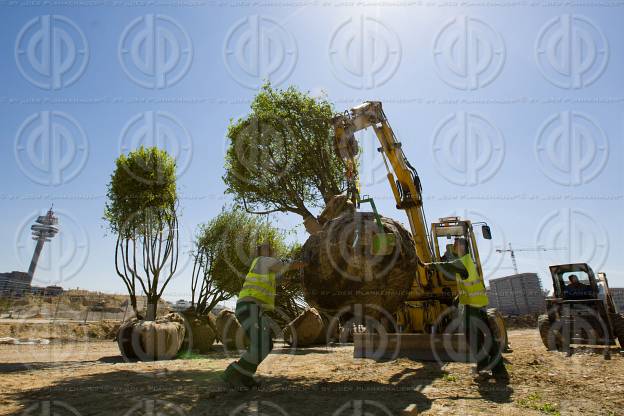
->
xmin=431 ymin=217 xmax=489 ymax=281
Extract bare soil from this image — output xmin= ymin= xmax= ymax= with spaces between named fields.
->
xmin=0 ymin=329 xmax=622 ymax=416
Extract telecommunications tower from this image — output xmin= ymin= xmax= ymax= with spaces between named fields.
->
xmin=27 ymin=206 xmax=59 ymax=279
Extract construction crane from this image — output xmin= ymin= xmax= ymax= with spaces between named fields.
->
xmin=495 ymin=243 xmax=566 ymax=274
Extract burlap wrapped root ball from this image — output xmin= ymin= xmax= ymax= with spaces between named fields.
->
xmin=301 ymin=212 xmax=416 ymax=322
xmin=216 ymin=309 xmax=249 ymax=349
xmin=181 ymin=310 xmax=217 ymax=353
xmin=282 ymin=307 xmax=327 ymax=347
xmin=117 ymin=312 xmax=186 ymax=361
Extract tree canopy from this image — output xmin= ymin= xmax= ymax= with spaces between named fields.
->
xmin=104 ymin=146 xmax=177 ymax=236
xmin=223 ymin=84 xmax=346 ymax=221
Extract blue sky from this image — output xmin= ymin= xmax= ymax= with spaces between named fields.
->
xmin=0 ymin=2 xmax=623 ymax=302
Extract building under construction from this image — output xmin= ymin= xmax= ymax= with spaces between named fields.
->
xmin=487 ymin=273 xmax=546 ymax=316
xmin=612 ymin=288 xmax=624 ymax=313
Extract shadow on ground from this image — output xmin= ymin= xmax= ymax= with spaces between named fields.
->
xmin=3 ymin=364 xmax=454 ymax=415
xmin=4 ymin=352 xmax=513 ymax=415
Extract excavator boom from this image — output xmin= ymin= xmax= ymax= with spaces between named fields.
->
xmin=332 ymin=101 xmax=508 ymax=361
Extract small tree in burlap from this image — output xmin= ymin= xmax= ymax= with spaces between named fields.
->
xmin=104 ymin=146 xmax=179 ymax=321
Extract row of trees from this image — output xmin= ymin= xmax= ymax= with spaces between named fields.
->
xmin=104 ymin=84 xmax=345 ymax=321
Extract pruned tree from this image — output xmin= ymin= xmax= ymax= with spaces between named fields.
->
xmin=190 ymin=208 xmax=306 ymax=321
xmin=223 ymin=83 xmax=346 ymax=224
xmin=104 ymin=146 xmax=179 ymax=321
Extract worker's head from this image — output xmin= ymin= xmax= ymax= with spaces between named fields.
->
xmin=453 ymin=238 xmax=469 ymax=257
xmin=568 ymin=274 xmax=579 ymax=284
xmin=257 ymin=242 xmax=273 ymax=257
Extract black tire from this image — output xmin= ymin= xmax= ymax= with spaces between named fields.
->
xmin=538 ymin=314 xmax=562 ymax=351
xmin=610 ymin=313 xmax=624 ymax=349
xmin=487 ymin=308 xmax=509 ymax=353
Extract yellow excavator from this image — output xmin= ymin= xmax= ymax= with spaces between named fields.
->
xmin=332 ymin=101 xmax=508 ymax=361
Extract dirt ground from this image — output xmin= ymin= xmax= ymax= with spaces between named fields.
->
xmin=0 ymin=329 xmax=622 ymax=416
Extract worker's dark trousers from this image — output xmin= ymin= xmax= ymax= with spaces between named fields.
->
xmin=464 ymin=305 xmax=504 ymax=372
xmin=228 ymin=301 xmax=273 ymax=377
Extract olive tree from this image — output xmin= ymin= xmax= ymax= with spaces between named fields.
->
xmin=190 ymin=208 xmax=305 ymax=320
xmin=223 ymin=84 xmax=346 ymax=223
xmin=104 ymin=146 xmax=179 ymax=321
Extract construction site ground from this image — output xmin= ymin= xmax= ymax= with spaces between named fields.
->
xmin=0 ymin=329 xmax=622 ymax=416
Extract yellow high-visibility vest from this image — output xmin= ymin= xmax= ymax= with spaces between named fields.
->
xmin=456 ymin=254 xmax=489 ymax=308
xmin=238 ymin=257 xmax=276 ymax=311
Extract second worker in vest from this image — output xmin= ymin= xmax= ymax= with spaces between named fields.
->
xmin=433 ymin=238 xmax=506 ymax=379
xmin=223 ymin=242 xmax=306 ymax=389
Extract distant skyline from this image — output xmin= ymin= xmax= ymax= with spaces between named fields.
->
xmin=1 ymin=3 xmax=622 ymax=302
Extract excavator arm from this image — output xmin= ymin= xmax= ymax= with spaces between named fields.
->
xmin=332 ymin=102 xmax=509 ymax=355
xmin=332 ymin=101 xmax=434 ymax=276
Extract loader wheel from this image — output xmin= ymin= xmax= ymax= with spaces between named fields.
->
xmin=611 ymin=313 xmax=624 ymax=349
xmin=538 ymin=314 xmax=562 ymax=351
xmin=487 ymin=308 xmax=509 ymax=353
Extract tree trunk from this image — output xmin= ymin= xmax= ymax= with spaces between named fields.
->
xmin=300 ymin=212 xmax=417 ymax=321
xmin=146 ymin=300 xmax=157 ymax=321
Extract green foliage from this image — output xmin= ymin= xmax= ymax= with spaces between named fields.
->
xmin=195 ymin=209 xmax=288 ymax=297
xmin=104 ymin=146 xmax=179 ymax=320
xmin=441 ymin=373 xmax=458 ymax=382
xmin=104 ymin=146 xmax=177 ymax=236
xmin=192 ymin=208 xmax=305 ymax=320
xmin=517 ymin=392 xmax=560 ymax=415
xmin=223 ymin=83 xmax=346 ymax=219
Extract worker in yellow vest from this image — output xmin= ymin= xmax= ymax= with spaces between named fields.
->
xmin=223 ymin=242 xmax=305 ymax=389
xmin=434 ymin=238 xmax=505 ymax=378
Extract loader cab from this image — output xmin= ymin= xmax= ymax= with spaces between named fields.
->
xmin=550 ymin=263 xmax=598 ymax=301
xmin=431 ymin=217 xmax=487 ymax=282
xmin=542 ymin=263 xmax=624 ymax=351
